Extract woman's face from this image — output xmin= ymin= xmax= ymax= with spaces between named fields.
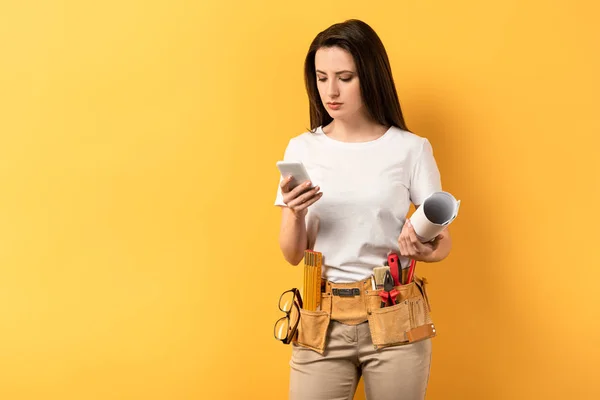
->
xmin=314 ymin=46 xmax=364 ymax=121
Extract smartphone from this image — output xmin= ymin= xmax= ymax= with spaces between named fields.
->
xmin=276 ymin=161 xmax=313 ymax=190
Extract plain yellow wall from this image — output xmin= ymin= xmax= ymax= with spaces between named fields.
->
xmin=1 ymin=1 xmax=599 ymax=399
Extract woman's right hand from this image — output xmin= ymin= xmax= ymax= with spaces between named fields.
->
xmin=281 ymin=176 xmax=323 ymax=218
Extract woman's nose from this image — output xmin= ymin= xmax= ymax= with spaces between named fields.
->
xmin=327 ymin=80 xmax=339 ymax=98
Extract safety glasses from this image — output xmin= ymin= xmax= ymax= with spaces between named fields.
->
xmin=273 ymin=288 xmax=303 ymax=344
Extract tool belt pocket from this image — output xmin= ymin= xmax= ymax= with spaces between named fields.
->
xmin=294 ymin=309 xmax=331 ymax=354
xmin=368 ymin=301 xmax=411 ymax=347
xmin=367 ymin=275 xmax=436 ymax=349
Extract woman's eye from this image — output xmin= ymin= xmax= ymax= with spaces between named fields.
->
xmin=317 ymin=76 xmax=352 ymax=82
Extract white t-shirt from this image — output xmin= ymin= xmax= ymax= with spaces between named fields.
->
xmin=274 ymin=125 xmax=442 ymax=283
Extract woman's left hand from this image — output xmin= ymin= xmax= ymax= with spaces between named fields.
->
xmin=398 ymin=219 xmax=446 ymax=263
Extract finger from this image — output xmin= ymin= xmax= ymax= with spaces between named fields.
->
xmin=405 ymin=235 xmax=417 ymax=256
xmin=409 ymin=238 xmax=422 ymax=256
xmin=408 ymin=229 xmax=421 ymax=251
xmin=405 ymin=221 xmax=424 ymax=254
xmin=287 ymin=186 xmax=321 ymax=208
xmin=290 ymin=192 xmax=322 ymax=213
xmin=284 ymin=182 xmax=311 ymax=204
xmin=406 ymin=220 xmax=428 ymax=250
xmin=399 ymin=229 xmax=410 ymax=257
xmin=413 ymin=237 xmax=435 ymax=256
xmin=294 ymin=191 xmax=323 ymax=211
xmin=433 ymin=229 xmax=446 ymax=243
xmin=402 ymin=232 xmax=420 ymax=257
xmin=282 ymin=181 xmax=313 ymax=205
xmin=406 ymin=219 xmax=417 ymax=238
xmin=398 ymin=234 xmax=407 ymax=256
xmin=399 ymin=224 xmax=409 ymax=255
xmin=280 ymin=175 xmax=293 ymax=192
xmin=289 ymin=180 xmax=314 ymax=198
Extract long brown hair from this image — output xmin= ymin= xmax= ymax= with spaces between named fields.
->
xmin=304 ymin=19 xmax=410 ymax=132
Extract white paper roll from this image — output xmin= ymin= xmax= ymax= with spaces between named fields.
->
xmin=410 ymin=191 xmax=460 ymax=242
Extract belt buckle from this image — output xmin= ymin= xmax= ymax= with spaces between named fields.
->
xmin=332 ymin=288 xmax=360 ymax=297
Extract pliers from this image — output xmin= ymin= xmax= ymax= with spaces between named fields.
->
xmin=379 ymin=270 xmax=399 ymax=307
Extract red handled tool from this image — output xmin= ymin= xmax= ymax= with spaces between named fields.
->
xmin=379 ymin=270 xmax=399 ymax=307
xmin=406 ymin=259 xmax=417 ymax=284
xmin=387 ymin=252 xmax=401 ymax=286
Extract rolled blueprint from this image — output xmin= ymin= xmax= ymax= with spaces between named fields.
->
xmin=410 ymin=191 xmax=460 ymax=242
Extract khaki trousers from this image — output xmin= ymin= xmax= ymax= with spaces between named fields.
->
xmin=289 ymin=320 xmax=432 ymax=400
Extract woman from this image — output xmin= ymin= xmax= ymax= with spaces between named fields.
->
xmin=274 ymin=19 xmax=452 ymax=400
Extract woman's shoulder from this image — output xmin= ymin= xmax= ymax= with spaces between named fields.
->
xmin=286 ymin=126 xmax=324 ymax=146
xmin=388 ymin=126 xmax=432 ymax=150
xmin=295 ymin=126 xmax=324 ymax=138
xmin=280 ymin=127 xmax=323 ymax=159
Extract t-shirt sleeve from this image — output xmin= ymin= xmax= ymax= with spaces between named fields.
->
xmin=274 ymin=139 xmax=300 ymax=207
xmin=409 ymin=138 xmax=442 ymax=206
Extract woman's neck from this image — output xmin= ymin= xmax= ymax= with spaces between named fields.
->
xmin=323 ymin=116 xmax=389 ymax=143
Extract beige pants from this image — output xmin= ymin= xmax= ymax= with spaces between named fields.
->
xmin=289 ymin=320 xmax=432 ymax=400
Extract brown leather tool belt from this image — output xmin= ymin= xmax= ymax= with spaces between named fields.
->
xmin=294 ymin=268 xmax=436 ymax=354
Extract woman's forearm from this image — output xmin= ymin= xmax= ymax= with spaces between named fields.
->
xmin=279 ymin=207 xmax=308 ymax=265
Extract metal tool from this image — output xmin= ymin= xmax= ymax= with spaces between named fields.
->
xmin=373 ymin=266 xmax=390 ymax=289
xmin=379 ymin=270 xmax=399 ymax=307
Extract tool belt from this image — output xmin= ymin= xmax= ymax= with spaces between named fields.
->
xmin=294 ymin=268 xmax=435 ymax=354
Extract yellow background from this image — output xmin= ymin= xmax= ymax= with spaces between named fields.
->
xmin=1 ymin=0 xmax=598 ymax=399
